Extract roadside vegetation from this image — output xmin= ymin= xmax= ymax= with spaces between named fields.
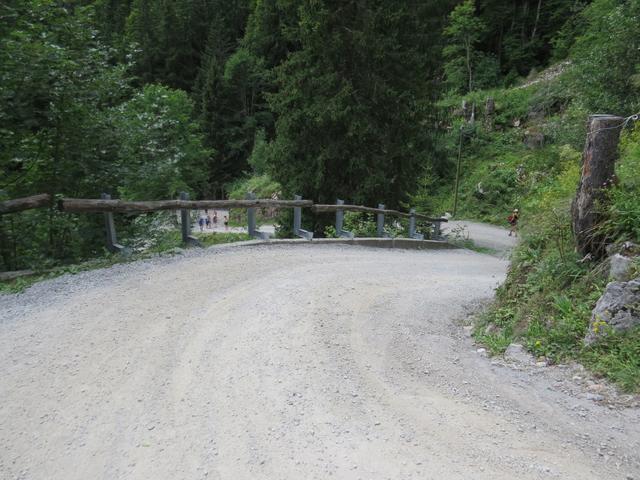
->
xmin=440 ymin=0 xmax=640 ymax=391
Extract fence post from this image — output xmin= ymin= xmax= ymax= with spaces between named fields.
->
xmin=432 ymin=220 xmax=442 ymax=239
xmin=335 ymin=199 xmax=354 ymax=239
xmin=335 ymin=199 xmax=344 ymax=234
xmin=408 ymin=209 xmax=416 ymax=238
xmin=246 ymin=192 xmax=257 ymax=238
xmin=292 ymin=195 xmax=313 ymax=240
xmin=408 ymin=209 xmax=424 ymax=240
xmin=180 ymin=191 xmax=191 ymax=243
xmin=179 ymin=192 xmax=201 ymax=247
xmin=101 ymin=193 xmax=126 ymax=254
xmin=293 ymin=195 xmax=302 ymax=235
xmin=377 ymin=203 xmax=385 ymax=238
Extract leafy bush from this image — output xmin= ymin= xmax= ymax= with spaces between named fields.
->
xmin=598 ymin=125 xmax=640 ymax=243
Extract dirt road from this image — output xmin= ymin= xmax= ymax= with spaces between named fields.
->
xmin=443 ymin=220 xmax=518 ymax=256
xmin=1 ymin=243 xmax=638 ymax=479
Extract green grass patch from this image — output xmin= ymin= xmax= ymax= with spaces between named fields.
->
xmin=1 ymin=230 xmax=251 ymax=294
xmin=194 ymin=232 xmax=251 ymax=247
xmin=582 ymin=328 xmax=640 ymax=393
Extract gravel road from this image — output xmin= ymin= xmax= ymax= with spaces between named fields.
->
xmin=1 ymin=242 xmax=639 ymax=479
xmin=443 ymin=220 xmax=518 ymax=256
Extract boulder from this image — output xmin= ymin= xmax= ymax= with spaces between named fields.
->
xmin=606 ymin=241 xmax=640 ymax=257
xmin=524 ymin=130 xmax=545 ymax=149
xmin=585 ymin=277 xmax=640 ymax=345
xmin=609 ymin=254 xmax=634 ymax=281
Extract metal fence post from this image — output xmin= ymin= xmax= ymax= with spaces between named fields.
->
xmin=335 ymin=199 xmax=354 ymax=238
xmin=246 ymin=192 xmax=257 ymax=237
xmin=377 ymin=203 xmax=385 ymax=238
xmin=292 ymin=195 xmax=313 ymax=240
xmin=408 ymin=209 xmax=416 ymax=238
xmin=336 ymin=199 xmax=344 ymax=234
xmin=433 ymin=220 xmax=442 ymax=239
xmin=101 ymin=193 xmax=126 ymax=254
xmin=180 ymin=191 xmax=191 ymax=243
xmin=179 ymin=192 xmax=201 ymax=247
xmin=408 ymin=209 xmax=424 ymax=240
xmin=293 ymin=195 xmax=302 ymax=235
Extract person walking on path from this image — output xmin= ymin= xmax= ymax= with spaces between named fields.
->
xmin=198 ymin=216 xmax=205 ymax=232
xmin=223 ymin=215 xmax=229 ymax=231
xmin=507 ymin=209 xmax=519 ymax=237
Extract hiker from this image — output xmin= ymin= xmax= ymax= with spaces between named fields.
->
xmin=205 ymin=215 xmax=211 ymax=229
xmin=507 ymin=209 xmax=519 ymax=237
xmin=212 ymin=211 xmax=218 ymax=224
xmin=223 ymin=215 xmax=229 ymax=231
xmin=198 ymin=216 xmax=205 ymax=232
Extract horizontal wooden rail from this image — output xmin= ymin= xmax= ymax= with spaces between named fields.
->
xmin=0 ymin=194 xmax=51 ymax=215
xmin=3 ymin=195 xmax=444 ymax=224
xmin=311 ymin=204 xmax=447 ymax=223
xmin=59 ymin=198 xmax=313 ymax=213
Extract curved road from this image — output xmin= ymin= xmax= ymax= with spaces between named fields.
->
xmin=1 ymin=241 xmax=638 ymax=479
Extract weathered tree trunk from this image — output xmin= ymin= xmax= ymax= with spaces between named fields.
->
xmin=572 ymin=114 xmax=624 ymax=259
xmin=484 ymin=97 xmax=495 ymax=130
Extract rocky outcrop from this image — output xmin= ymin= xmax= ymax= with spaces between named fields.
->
xmin=608 ymin=253 xmax=634 ymax=281
xmin=585 ymin=277 xmax=640 ymax=345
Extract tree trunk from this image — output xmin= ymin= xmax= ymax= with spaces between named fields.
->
xmin=465 ymin=40 xmax=472 ymax=93
xmin=571 ymin=114 xmax=624 ymax=259
xmin=530 ymin=0 xmax=542 ymax=41
xmin=484 ymin=97 xmax=495 ymax=130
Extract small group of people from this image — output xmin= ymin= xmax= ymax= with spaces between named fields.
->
xmin=198 ymin=209 xmax=229 ymax=232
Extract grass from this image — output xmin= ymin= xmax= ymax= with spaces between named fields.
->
xmin=454 ymin=85 xmax=640 ymax=392
xmin=0 ymin=230 xmax=251 ymax=294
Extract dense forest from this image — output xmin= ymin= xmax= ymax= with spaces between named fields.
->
xmin=1 ymin=0 xmax=638 ymax=269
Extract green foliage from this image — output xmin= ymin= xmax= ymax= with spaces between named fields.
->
xmin=195 ymin=232 xmax=251 ymax=247
xmin=0 ymin=3 xmax=210 ymax=271
xmin=227 ymin=174 xmax=281 ymax=201
xmin=569 ymin=0 xmax=640 ymax=114
xmin=443 ymin=0 xmax=494 ymax=93
xmin=264 ymin=0 xmax=448 ymax=235
xmin=469 ymin=121 xmax=640 ymax=390
xmin=582 ymin=328 xmax=640 ymax=392
xmin=598 ymin=125 xmax=640 ymax=244
xmin=113 ymin=84 xmax=211 ymax=200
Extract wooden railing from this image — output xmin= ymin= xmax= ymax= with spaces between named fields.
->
xmin=0 ymin=192 xmax=447 ymax=253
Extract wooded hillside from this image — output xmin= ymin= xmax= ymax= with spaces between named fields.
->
xmin=1 ymin=0 xmax=638 ymax=271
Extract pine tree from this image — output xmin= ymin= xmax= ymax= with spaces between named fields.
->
xmin=263 ymin=0 xmax=449 ymax=224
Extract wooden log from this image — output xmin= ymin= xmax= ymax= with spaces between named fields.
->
xmin=0 ymin=194 xmax=51 ymax=214
xmin=571 ymin=114 xmax=624 ymax=259
xmin=59 ymin=198 xmax=313 ymax=213
xmin=311 ymin=204 xmax=447 ymax=223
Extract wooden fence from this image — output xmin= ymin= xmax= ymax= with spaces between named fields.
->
xmin=0 ymin=192 xmax=447 ymax=253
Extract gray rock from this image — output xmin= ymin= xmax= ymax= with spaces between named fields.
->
xmin=585 ymin=277 xmax=640 ymax=345
xmin=609 ymin=254 xmax=633 ymax=281
xmin=524 ymin=130 xmax=545 ymax=149
xmin=504 ymin=343 xmax=535 ymax=364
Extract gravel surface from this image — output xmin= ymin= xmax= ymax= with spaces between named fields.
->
xmin=1 ymin=242 xmax=639 ymax=480
xmin=443 ymin=220 xmax=518 ymax=257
